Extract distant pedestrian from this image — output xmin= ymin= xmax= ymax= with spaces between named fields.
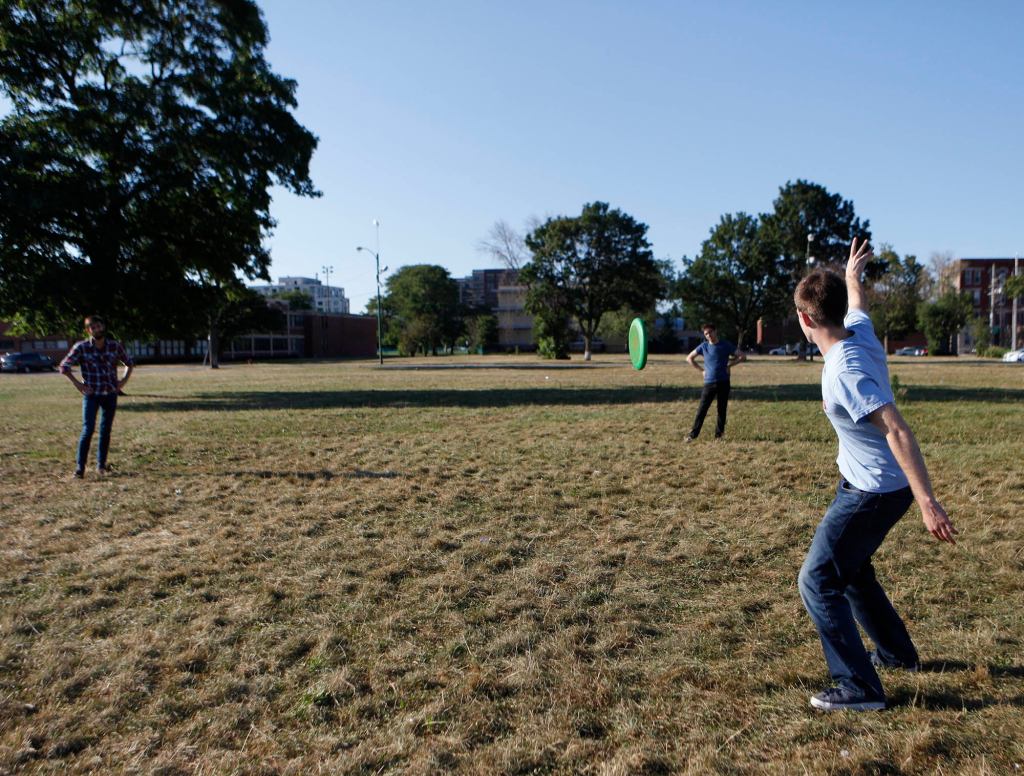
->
xmin=795 ymin=239 xmax=956 ymax=712
xmin=685 ymin=323 xmax=746 ymax=440
xmin=59 ymin=315 xmax=134 ymax=478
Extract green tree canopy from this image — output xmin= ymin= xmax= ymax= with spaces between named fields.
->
xmin=1005 ymin=273 xmax=1024 ymax=301
xmin=760 ymin=179 xmax=875 ymax=283
xmin=676 ymin=212 xmax=784 ymax=348
xmin=271 ymin=289 xmax=313 ymax=311
xmin=867 ymin=245 xmax=926 ymax=351
xmin=203 ymin=281 xmax=285 ymax=367
xmin=676 ymin=180 xmax=873 ymax=350
xmin=0 ymin=0 xmax=318 ymax=337
xmin=521 ymin=202 xmax=666 ymax=360
xmin=918 ymin=290 xmax=973 ymax=355
xmin=465 ymin=313 xmax=498 ymax=353
xmin=384 ymin=265 xmax=462 ymax=356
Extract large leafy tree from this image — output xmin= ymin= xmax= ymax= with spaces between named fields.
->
xmin=203 ymin=281 xmax=285 ymax=367
xmin=677 ymin=180 xmax=873 ymax=354
xmin=760 ymin=179 xmax=875 ymax=282
xmin=676 ymin=212 xmax=785 ymax=348
xmin=1005 ymin=273 xmax=1024 ymax=303
xmin=917 ymin=289 xmax=973 ymax=355
xmin=383 ymin=265 xmax=462 ymax=356
xmin=270 ymin=288 xmax=313 ymax=311
xmin=867 ymin=245 xmax=926 ymax=352
xmin=0 ymin=0 xmax=318 ymax=337
xmin=521 ymin=202 xmax=665 ymax=360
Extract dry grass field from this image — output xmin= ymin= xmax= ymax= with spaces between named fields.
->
xmin=1 ymin=355 xmax=1022 ymax=775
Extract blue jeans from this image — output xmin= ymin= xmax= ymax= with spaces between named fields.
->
xmin=77 ymin=393 xmax=118 ymax=471
xmin=798 ymin=479 xmax=918 ymax=700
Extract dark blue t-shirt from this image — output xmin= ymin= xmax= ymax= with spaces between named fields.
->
xmin=694 ymin=340 xmax=736 ymax=383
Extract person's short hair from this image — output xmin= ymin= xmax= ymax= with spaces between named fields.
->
xmin=700 ymin=322 xmax=716 ymax=332
xmin=794 ymin=270 xmax=847 ymax=328
xmin=84 ymin=314 xmax=105 ymax=328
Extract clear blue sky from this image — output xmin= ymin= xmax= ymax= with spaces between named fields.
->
xmin=259 ymin=0 xmax=1023 ymax=313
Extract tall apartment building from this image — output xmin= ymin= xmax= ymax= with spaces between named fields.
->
xmin=456 ymin=268 xmax=505 ymax=310
xmin=955 ymin=257 xmax=1022 ymax=351
xmin=495 ymin=275 xmax=534 ymax=349
xmin=455 ymin=268 xmax=534 ymax=349
xmin=252 ymin=276 xmax=350 ymax=314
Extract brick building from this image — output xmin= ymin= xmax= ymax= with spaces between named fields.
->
xmin=1 ymin=311 xmax=378 ymax=364
xmin=955 ymin=257 xmax=1022 ymax=352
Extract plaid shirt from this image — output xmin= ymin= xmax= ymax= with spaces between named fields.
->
xmin=60 ymin=339 xmax=134 ymax=395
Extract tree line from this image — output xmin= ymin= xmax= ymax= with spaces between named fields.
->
xmin=384 ymin=182 xmax=987 ymax=358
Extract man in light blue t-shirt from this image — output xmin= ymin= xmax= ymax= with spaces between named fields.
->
xmin=685 ymin=323 xmax=746 ymax=440
xmin=793 ymin=238 xmax=957 ymax=712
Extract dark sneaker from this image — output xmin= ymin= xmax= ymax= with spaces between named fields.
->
xmin=97 ymin=464 xmax=112 ymax=475
xmin=869 ymin=651 xmax=920 ymax=673
xmin=810 ymin=687 xmax=885 ymax=711
xmin=685 ymin=436 xmax=696 ymax=443
xmin=72 ymin=469 xmax=84 ymax=479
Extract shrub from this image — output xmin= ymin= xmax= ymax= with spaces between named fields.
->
xmin=976 ymin=345 xmax=1008 ymax=359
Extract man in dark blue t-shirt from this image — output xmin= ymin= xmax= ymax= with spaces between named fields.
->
xmin=686 ymin=323 xmax=746 ymax=440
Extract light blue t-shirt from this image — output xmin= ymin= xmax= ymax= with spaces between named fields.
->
xmin=821 ymin=310 xmax=909 ymax=493
xmin=694 ymin=339 xmax=736 ymax=383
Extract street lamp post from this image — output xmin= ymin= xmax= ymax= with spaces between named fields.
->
xmin=321 ymin=264 xmax=333 ymax=313
xmin=358 ymin=222 xmax=386 ymax=365
xmin=803 ymin=233 xmax=816 ymax=361
xmin=1013 ymin=254 xmax=1019 ymax=352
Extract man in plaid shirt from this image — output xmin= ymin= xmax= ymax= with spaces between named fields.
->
xmin=59 ymin=315 xmax=134 ymax=478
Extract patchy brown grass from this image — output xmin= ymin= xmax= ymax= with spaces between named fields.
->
xmin=1 ymin=355 xmax=1022 ymax=774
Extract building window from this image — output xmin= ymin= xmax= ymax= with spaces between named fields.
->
xmin=964 ymin=268 xmax=982 ymax=286
xmin=972 ymin=289 xmax=981 ymax=304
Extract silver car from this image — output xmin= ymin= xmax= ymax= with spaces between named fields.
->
xmin=0 ymin=352 xmax=57 ymax=373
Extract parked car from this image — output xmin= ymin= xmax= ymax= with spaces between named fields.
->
xmin=569 ymin=337 xmax=605 ymax=354
xmin=894 ymin=347 xmax=926 ymax=356
xmin=768 ymin=342 xmax=819 ymax=356
xmin=0 ymin=352 xmax=57 ymax=373
xmin=1002 ymin=349 xmax=1024 ymax=363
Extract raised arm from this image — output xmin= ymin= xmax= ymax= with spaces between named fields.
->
xmin=868 ymin=403 xmax=957 ymax=544
xmin=845 ymin=237 xmax=873 ymax=313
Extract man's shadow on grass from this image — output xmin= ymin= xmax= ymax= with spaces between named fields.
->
xmin=918 ymin=660 xmax=1024 ymax=678
xmin=887 ymin=661 xmax=1024 ymax=711
xmin=118 ymin=384 xmax=1024 ymax=412
xmin=888 ymin=691 xmax=1024 ymax=711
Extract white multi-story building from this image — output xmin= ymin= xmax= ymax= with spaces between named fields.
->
xmin=252 ymin=276 xmax=350 ymax=314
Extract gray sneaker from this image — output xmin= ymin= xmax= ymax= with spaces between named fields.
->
xmin=810 ymin=687 xmax=885 ymax=711
xmin=869 ymin=651 xmax=920 ymax=673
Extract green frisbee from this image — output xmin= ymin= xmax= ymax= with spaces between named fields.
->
xmin=628 ymin=317 xmax=648 ymax=370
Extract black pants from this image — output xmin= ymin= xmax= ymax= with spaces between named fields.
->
xmin=689 ymin=380 xmax=730 ymax=439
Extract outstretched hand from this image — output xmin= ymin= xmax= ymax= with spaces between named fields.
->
xmin=846 ymin=237 xmax=873 ymax=279
xmin=921 ymin=499 xmax=958 ymax=545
